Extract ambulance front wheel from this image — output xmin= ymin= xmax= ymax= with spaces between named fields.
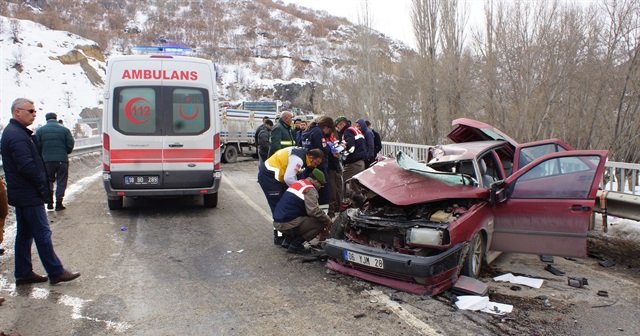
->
xmin=108 ymin=196 xmax=123 ymax=210
xmin=203 ymin=192 xmax=218 ymax=208
xmin=222 ymin=145 xmax=238 ymax=163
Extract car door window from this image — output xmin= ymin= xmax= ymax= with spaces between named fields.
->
xmin=114 ymin=87 xmax=158 ymax=135
xmin=518 ymin=143 xmax=567 ymax=169
xmin=511 ymin=155 xmax=600 ymax=199
xmin=170 ymin=88 xmax=209 ymax=135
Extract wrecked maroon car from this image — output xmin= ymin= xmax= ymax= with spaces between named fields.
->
xmin=324 ymin=118 xmax=608 ymax=295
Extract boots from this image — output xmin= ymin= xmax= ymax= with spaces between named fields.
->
xmin=55 ymin=199 xmax=66 ymax=211
xmin=287 ymin=237 xmax=310 ymax=255
xmin=47 ymin=192 xmax=54 ymax=210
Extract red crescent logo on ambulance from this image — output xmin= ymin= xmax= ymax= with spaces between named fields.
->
xmin=124 ymin=97 xmax=149 ymax=124
xmin=178 ymin=105 xmax=200 ymax=120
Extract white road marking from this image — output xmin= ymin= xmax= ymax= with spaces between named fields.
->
xmin=222 ymin=175 xmax=272 ymax=221
xmin=367 ymin=290 xmax=441 ymax=336
xmin=224 ymin=174 xmax=439 ymax=334
xmin=59 ymin=294 xmax=132 ymax=332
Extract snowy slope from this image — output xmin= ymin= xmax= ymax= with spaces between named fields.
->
xmin=0 ymin=15 xmax=105 ymax=129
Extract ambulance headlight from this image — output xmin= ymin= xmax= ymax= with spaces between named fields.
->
xmin=406 ymin=228 xmax=444 ymax=246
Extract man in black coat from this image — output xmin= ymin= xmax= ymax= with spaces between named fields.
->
xmin=1 ymin=98 xmax=80 ymax=285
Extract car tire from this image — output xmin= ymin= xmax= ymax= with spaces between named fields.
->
xmin=203 ymin=193 xmax=218 ymax=208
xmin=108 ymin=197 xmax=123 ymax=210
xmin=223 ymin=145 xmax=238 ymax=163
xmin=461 ymin=233 xmax=485 ymax=278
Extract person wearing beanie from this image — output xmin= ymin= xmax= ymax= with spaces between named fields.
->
xmin=35 ymin=111 xmax=75 ymax=211
xmin=272 ymin=168 xmax=332 ymax=254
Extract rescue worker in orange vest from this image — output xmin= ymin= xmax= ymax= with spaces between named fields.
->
xmin=272 ymin=168 xmax=332 ymax=254
xmin=258 ymin=147 xmax=324 ymax=244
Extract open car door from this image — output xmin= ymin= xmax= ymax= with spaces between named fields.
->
xmin=512 ymin=139 xmax=575 ymax=171
xmin=490 ymin=150 xmax=608 ymax=257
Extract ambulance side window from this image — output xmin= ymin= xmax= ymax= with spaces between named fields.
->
xmin=171 ymin=88 xmax=209 ymax=134
xmin=114 ymin=87 xmax=158 ymax=135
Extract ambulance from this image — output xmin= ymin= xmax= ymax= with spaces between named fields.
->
xmin=102 ymin=54 xmax=221 ymax=210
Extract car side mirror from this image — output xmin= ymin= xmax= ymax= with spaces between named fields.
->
xmin=489 ymin=180 xmax=507 ymax=204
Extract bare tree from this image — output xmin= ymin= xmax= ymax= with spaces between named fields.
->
xmin=411 ymin=0 xmax=440 ymax=144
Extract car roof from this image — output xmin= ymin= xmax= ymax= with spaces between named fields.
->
xmin=429 ymin=141 xmax=507 ymax=164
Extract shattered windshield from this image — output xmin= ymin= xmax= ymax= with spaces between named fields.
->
xmin=396 ymin=151 xmax=477 ymax=186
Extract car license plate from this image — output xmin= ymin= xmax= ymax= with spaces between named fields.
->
xmin=344 ymin=250 xmax=384 ymax=269
xmin=124 ymin=175 xmax=159 ymax=185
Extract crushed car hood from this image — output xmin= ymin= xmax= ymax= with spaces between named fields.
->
xmin=353 ymin=153 xmax=488 ymax=206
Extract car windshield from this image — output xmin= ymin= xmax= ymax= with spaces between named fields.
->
xmin=396 ymin=152 xmax=477 ymax=186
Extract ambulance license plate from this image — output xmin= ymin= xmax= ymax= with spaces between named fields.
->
xmin=344 ymin=250 xmax=384 ymax=269
xmin=124 ymin=175 xmax=159 ymax=185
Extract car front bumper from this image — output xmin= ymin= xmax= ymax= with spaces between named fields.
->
xmin=324 ymin=239 xmax=467 ymax=295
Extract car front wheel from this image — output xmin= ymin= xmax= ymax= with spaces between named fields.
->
xmin=461 ymin=233 xmax=485 ymax=278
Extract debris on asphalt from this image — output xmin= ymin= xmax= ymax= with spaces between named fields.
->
xmin=236 ymin=249 xmax=244 ymax=253
xmin=567 ymin=277 xmax=589 ymax=288
xmin=592 ymin=300 xmax=618 ymax=308
xmin=452 ymin=276 xmax=488 ymax=296
xmin=300 ymin=254 xmax=328 ymax=263
xmin=120 ymin=226 xmax=127 ymax=231
xmin=494 ymin=273 xmax=544 ymax=288
xmin=0 ymin=248 xmax=4 ymax=255
xmin=353 ymin=313 xmax=366 ymax=319
xmin=545 ymin=264 xmax=566 ymax=276
xmin=597 ymin=290 xmax=609 ymax=297
xmin=539 ymin=255 xmax=554 ymax=263
xmin=455 ymin=296 xmax=513 ymax=315
xmin=510 ymin=285 xmax=522 ymax=291
xmin=598 ymin=259 xmax=616 ymax=268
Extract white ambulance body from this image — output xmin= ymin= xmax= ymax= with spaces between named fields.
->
xmin=102 ymin=55 xmax=221 ymax=210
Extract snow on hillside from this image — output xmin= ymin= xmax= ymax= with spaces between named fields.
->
xmin=0 ymin=15 xmax=104 ymax=129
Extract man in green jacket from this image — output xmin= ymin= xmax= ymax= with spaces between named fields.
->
xmin=35 ymin=113 xmax=74 ymax=211
xmin=268 ymin=111 xmax=295 ymax=157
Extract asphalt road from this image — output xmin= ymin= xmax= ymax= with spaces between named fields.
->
xmin=0 ymin=153 xmax=639 ymax=335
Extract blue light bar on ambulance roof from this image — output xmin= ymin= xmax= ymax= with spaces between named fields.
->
xmin=131 ymin=45 xmax=193 ymax=56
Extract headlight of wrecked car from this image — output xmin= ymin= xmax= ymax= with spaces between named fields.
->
xmin=406 ymin=227 xmax=444 ymax=246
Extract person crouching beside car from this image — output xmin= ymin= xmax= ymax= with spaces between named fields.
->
xmin=272 ymin=169 xmax=332 ymax=254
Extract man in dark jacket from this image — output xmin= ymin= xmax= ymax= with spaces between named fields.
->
xmin=366 ymin=120 xmax=382 ymax=157
xmin=35 ymin=112 xmax=74 ymax=210
xmin=301 ymin=116 xmax=334 ymax=205
xmin=269 ymin=111 xmax=295 ymax=156
xmin=254 ymin=116 xmax=270 ymax=159
xmin=257 ymin=119 xmax=273 ymax=164
xmin=1 ymin=98 xmax=80 ymax=286
xmin=356 ymin=118 xmax=375 ymax=167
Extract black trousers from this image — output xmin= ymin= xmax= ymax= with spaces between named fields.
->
xmin=45 ymin=161 xmax=69 ymax=201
